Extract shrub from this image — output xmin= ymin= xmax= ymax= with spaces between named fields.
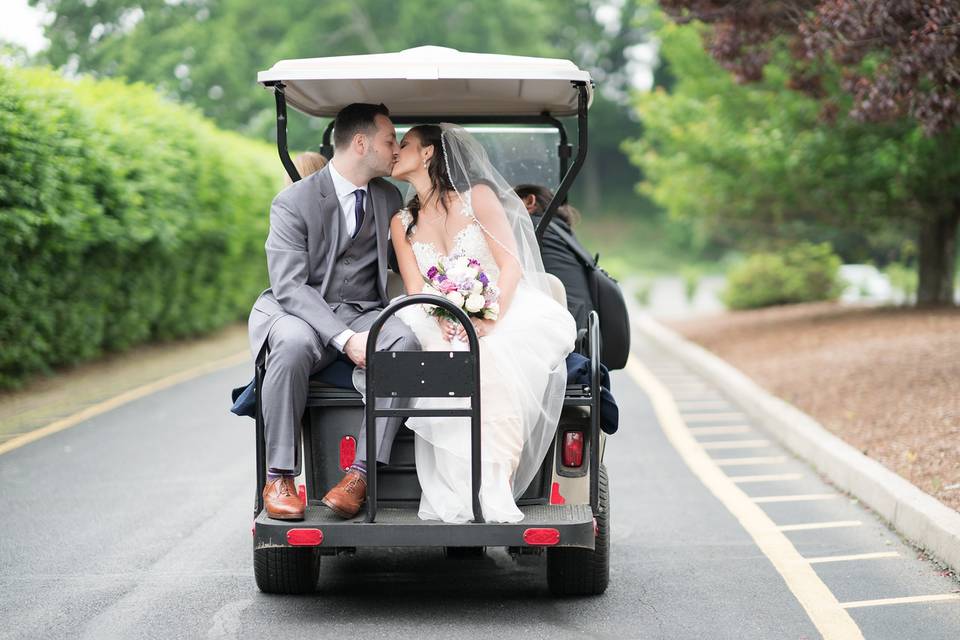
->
xmin=0 ymin=66 xmax=280 ymax=388
xmin=722 ymin=242 xmax=842 ymax=310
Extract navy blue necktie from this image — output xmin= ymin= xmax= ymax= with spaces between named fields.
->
xmin=352 ymin=189 xmax=365 ymax=238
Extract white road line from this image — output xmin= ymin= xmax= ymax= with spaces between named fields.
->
xmin=731 ymin=474 xmax=803 ymax=484
xmin=840 ymin=594 xmax=960 ymax=609
xmin=701 ymin=439 xmax=771 ymax=450
xmin=678 ymin=401 xmax=732 ymax=409
xmin=0 ymin=351 xmax=250 ymax=456
xmin=778 ymin=521 xmax=863 ymax=532
xmin=627 ymin=356 xmax=864 ymax=639
xmin=715 ymin=456 xmax=789 ymax=466
xmin=685 ymin=412 xmax=748 ymax=422
xmin=689 ymin=425 xmax=752 ymax=435
xmin=807 ymin=552 xmax=901 ymax=564
xmin=753 ymin=494 xmax=840 ymax=504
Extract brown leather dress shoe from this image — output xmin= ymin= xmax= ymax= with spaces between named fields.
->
xmin=321 ymin=469 xmax=367 ymax=519
xmin=262 ymin=476 xmax=304 ymax=521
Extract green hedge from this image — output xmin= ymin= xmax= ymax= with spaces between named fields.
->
xmin=722 ymin=242 xmax=843 ymax=310
xmin=0 ymin=66 xmax=280 ymax=389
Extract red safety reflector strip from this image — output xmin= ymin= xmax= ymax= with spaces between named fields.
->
xmin=287 ymin=528 xmax=323 ymax=546
xmin=340 ymin=436 xmax=357 ymax=471
xmin=550 ymin=482 xmax=566 ymax=505
xmin=298 ymin=483 xmax=307 ymax=507
xmin=523 ymin=528 xmax=560 ymax=546
xmin=562 ymin=431 xmax=584 ymax=467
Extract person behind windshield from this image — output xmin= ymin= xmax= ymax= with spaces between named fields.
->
xmin=514 ymin=184 xmax=595 ymax=331
xmin=283 ymin=151 xmax=328 ymax=185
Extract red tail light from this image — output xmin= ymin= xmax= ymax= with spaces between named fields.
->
xmin=287 ymin=528 xmax=323 ymax=546
xmin=340 ymin=436 xmax=357 ymax=471
xmin=523 ymin=528 xmax=560 ymax=546
xmin=562 ymin=431 xmax=584 ymax=467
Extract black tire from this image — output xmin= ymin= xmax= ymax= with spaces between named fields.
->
xmin=547 ymin=464 xmax=610 ymax=596
xmin=254 ymin=546 xmax=321 ymax=594
xmin=445 ymin=546 xmax=485 ymax=558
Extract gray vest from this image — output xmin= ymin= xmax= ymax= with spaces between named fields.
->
xmin=327 ymin=205 xmax=380 ymax=304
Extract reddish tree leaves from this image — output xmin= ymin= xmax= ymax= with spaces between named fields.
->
xmin=660 ymin=0 xmax=960 ymax=134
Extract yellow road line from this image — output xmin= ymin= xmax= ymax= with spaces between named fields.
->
xmin=840 ymin=593 xmax=960 ymax=609
xmin=715 ymin=456 xmax=788 ymax=466
xmin=778 ymin=521 xmax=862 ymax=532
xmin=626 ymin=355 xmax=864 ymax=640
xmin=689 ymin=425 xmax=752 ymax=435
xmin=731 ymin=473 xmax=804 ymax=483
xmin=807 ymin=552 xmax=901 ymax=564
xmin=753 ymin=494 xmax=840 ymax=504
xmin=0 ymin=351 xmax=250 ymax=457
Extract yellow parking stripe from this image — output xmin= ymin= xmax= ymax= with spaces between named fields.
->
xmin=627 ymin=355 xmax=864 ymax=640
xmin=0 ymin=351 xmax=249 ymax=457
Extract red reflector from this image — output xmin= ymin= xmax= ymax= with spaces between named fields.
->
xmin=340 ymin=436 xmax=357 ymax=471
xmin=523 ymin=528 xmax=560 ymax=546
xmin=562 ymin=431 xmax=584 ymax=467
xmin=550 ymin=482 xmax=566 ymax=505
xmin=298 ymin=483 xmax=307 ymax=507
xmin=286 ymin=528 xmax=323 ymax=546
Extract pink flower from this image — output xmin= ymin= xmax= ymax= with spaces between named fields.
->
xmin=439 ymin=279 xmax=459 ymax=294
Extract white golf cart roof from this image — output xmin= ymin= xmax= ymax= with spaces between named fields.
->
xmin=257 ymin=46 xmax=593 ymax=118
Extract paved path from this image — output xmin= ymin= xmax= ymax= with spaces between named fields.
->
xmin=0 ymin=332 xmax=957 ymax=639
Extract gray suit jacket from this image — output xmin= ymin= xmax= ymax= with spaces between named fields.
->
xmin=247 ymin=165 xmax=403 ymax=360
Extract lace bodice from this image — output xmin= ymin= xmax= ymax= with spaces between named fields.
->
xmin=398 ymin=207 xmax=500 ymax=284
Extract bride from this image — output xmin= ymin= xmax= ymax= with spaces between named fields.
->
xmin=387 ymin=123 xmax=576 ymax=523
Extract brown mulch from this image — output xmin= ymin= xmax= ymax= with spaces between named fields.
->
xmin=667 ymin=302 xmax=960 ymax=512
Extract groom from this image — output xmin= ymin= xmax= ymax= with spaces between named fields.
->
xmin=248 ymin=103 xmax=420 ymax=521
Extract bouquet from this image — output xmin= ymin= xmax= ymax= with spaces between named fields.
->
xmin=422 ymin=255 xmax=500 ymax=329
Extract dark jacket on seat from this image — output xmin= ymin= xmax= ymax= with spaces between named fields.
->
xmin=532 ymin=214 xmax=595 ymax=332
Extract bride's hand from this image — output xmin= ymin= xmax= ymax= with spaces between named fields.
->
xmin=458 ymin=317 xmax=494 ymax=340
xmin=437 ymin=317 xmax=459 ymax=342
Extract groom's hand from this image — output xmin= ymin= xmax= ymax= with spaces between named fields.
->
xmin=344 ymin=331 xmax=369 ymax=368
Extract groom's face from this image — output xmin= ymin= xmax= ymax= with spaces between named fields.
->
xmin=362 ymin=114 xmax=400 ymax=177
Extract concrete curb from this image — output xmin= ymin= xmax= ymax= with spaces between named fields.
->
xmin=630 ymin=308 xmax=960 ymax=573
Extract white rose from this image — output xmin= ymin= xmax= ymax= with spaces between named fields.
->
xmin=470 ymin=279 xmax=484 ymax=294
xmin=445 ymin=291 xmax=465 ymax=308
xmin=464 ymin=267 xmax=479 ymax=280
xmin=446 ymin=266 xmax=467 ymax=282
xmin=483 ymin=302 xmax=500 ymax=319
xmin=454 ymin=256 xmax=471 ymax=270
xmin=464 ymin=293 xmax=485 ymax=313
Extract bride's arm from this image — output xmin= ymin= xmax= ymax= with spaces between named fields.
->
xmin=390 ymin=215 xmax=424 ymax=295
xmin=470 ymin=184 xmax=521 ymax=318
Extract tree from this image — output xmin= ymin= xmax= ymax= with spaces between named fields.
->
xmin=625 ymin=20 xmax=959 ymax=287
xmin=656 ymin=0 xmax=960 ymax=305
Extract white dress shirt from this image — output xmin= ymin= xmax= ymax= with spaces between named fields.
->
xmin=326 ymin=160 xmax=369 ymax=353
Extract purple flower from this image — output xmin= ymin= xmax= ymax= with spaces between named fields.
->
xmin=427 ymin=266 xmax=439 ymax=279
xmin=479 ymin=272 xmax=489 ymax=285
xmin=437 ymin=274 xmax=447 ymax=282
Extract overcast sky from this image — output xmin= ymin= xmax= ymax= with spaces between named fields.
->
xmin=1 ymin=0 xmax=50 ymax=54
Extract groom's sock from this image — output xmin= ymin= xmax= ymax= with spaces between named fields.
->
xmin=348 ymin=460 xmax=367 ymax=477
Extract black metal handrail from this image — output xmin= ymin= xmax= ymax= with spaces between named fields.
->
xmin=587 ymin=310 xmax=601 ymax=510
xmin=363 ymin=294 xmax=483 ymax=524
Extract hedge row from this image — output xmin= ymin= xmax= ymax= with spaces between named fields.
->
xmin=0 ymin=66 xmax=280 ymax=389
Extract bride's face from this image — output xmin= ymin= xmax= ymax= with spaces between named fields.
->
xmin=392 ymin=131 xmax=432 ymax=182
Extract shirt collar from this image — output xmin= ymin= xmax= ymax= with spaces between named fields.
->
xmin=328 ymin=160 xmax=368 ymax=198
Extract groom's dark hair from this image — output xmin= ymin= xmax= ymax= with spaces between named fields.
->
xmin=333 ymin=103 xmax=390 ymax=150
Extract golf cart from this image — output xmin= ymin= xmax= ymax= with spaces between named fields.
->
xmin=252 ymin=46 xmax=609 ymax=596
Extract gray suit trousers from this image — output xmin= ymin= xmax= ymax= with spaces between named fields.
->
xmin=259 ymin=305 xmax=420 ymax=475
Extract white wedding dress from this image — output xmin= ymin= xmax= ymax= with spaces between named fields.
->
xmin=394 ymin=205 xmax=576 ymax=523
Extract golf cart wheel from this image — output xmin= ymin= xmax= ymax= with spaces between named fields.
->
xmin=547 ymin=464 xmax=609 ymax=596
xmin=254 ymin=546 xmax=320 ymax=594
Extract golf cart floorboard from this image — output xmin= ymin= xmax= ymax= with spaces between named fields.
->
xmin=254 ymin=504 xmax=595 ymax=549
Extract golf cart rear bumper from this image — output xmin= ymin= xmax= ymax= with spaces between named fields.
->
xmin=254 ymin=504 xmax=595 ymax=550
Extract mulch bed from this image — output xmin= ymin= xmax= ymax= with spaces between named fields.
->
xmin=667 ymin=302 xmax=960 ymax=512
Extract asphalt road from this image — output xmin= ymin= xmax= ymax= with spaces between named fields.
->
xmin=1 ymin=334 xmax=958 ymax=639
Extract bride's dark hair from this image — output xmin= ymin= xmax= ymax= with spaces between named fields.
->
xmin=404 ymin=124 xmax=456 ymax=239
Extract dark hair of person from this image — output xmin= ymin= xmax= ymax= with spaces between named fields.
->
xmin=404 ymin=124 xmax=457 ymax=239
xmin=333 ymin=103 xmax=390 ymax=150
xmin=513 ymin=184 xmax=580 ymax=226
